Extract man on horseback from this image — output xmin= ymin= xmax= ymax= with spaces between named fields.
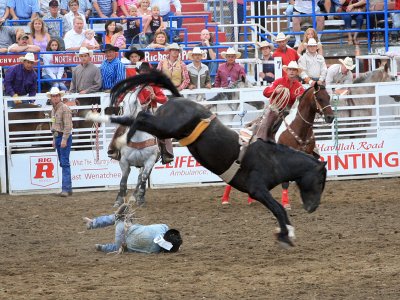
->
xmin=108 ymin=62 xmax=174 ymax=164
xmin=255 ymin=61 xmax=305 ymax=141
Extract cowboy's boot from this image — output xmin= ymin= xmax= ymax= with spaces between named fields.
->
xmin=255 ymin=107 xmax=280 ymax=141
xmin=108 ymin=125 xmax=126 ymax=160
xmin=159 ymin=139 xmax=174 ymax=164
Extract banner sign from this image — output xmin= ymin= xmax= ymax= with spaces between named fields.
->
xmin=316 ymin=137 xmax=400 ymax=176
xmin=52 ymin=53 xmax=106 ymax=64
xmin=144 ymin=50 xmax=189 ymax=63
xmin=9 ymin=150 xmax=138 ymax=192
xmin=0 ymin=54 xmax=39 ymax=66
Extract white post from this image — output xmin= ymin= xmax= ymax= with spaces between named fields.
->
xmin=0 ymin=67 xmax=7 ymax=193
xmin=274 ymin=56 xmax=283 ymax=79
xmin=233 ymin=0 xmax=239 ymax=50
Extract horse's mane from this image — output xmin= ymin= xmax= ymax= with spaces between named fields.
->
xmin=110 ymin=70 xmax=181 ymax=107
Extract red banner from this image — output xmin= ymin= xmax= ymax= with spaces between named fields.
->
xmin=52 ymin=53 xmax=107 ymax=64
xmin=0 ymin=54 xmax=39 ymax=66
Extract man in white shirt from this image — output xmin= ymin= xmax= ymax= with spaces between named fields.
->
xmin=63 ymin=15 xmax=86 ymax=50
xmin=325 ymin=57 xmax=355 ymax=95
xmin=298 ymin=38 xmax=327 ymax=85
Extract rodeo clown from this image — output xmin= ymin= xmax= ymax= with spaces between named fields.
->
xmin=254 ymin=60 xmax=305 ymax=141
xmin=84 ymin=204 xmax=182 ymax=254
xmin=107 ymin=62 xmax=174 ymax=164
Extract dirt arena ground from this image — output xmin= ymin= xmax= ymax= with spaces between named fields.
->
xmin=1 ymin=177 xmax=400 ymax=300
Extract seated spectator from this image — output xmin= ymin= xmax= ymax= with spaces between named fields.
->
xmin=141 ymin=5 xmax=164 ymax=43
xmin=187 ymin=47 xmax=211 ymax=90
xmin=8 ymin=32 xmax=40 ymax=52
xmin=42 ymin=38 xmax=68 ymax=91
xmin=256 ymin=41 xmax=275 ymax=84
xmin=196 ymin=29 xmax=218 ymax=75
xmin=137 ymin=0 xmax=152 ymax=41
xmin=150 ymin=0 xmax=182 ymax=40
xmin=92 ymin=0 xmax=118 ymax=18
xmin=104 ymin=20 xmax=116 ymax=44
xmin=124 ymin=45 xmax=144 ymax=77
xmin=63 ymin=0 xmax=88 ymax=34
xmin=298 ymin=38 xmax=327 ymax=85
xmin=101 ymin=44 xmax=126 ymax=91
xmin=214 ymin=47 xmax=246 ymax=88
xmin=39 ymin=0 xmax=52 ymax=17
xmin=63 ymin=15 xmax=86 ymax=50
xmin=324 ymin=0 xmax=343 ymax=13
xmin=8 ymin=0 xmax=40 ymax=20
xmin=146 ymin=30 xmax=168 ymax=48
xmin=292 ymin=0 xmax=324 ymax=48
xmin=272 ymin=32 xmax=299 ymax=67
xmin=44 ymin=0 xmax=65 ymax=45
xmin=28 ymin=17 xmax=51 ymax=52
xmin=0 ymin=0 xmax=10 ymax=23
xmin=81 ymin=29 xmax=100 ymax=50
xmin=156 ymin=43 xmax=189 ymax=91
xmin=392 ymin=1 xmax=400 ymax=41
xmin=341 ymin=0 xmax=366 ymax=45
xmin=60 ymin=0 xmax=92 ymax=19
xmin=70 ymin=47 xmax=102 ymax=94
xmin=0 ymin=21 xmax=23 ymax=53
xmin=125 ymin=5 xmax=141 ymax=45
xmin=117 ymin=0 xmax=139 ymax=17
xmin=111 ymin=24 xmax=126 ymax=49
xmin=325 ymin=57 xmax=355 ymax=95
xmin=296 ymin=27 xmax=324 ymax=56
xmin=4 ymin=53 xmax=38 ymax=106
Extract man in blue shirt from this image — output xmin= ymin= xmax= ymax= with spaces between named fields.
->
xmin=7 ymin=0 xmax=40 ymax=20
xmin=84 ymin=204 xmax=183 ymax=254
xmin=100 ymin=44 xmax=125 ymax=91
xmin=91 ymin=0 xmax=117 ymax=18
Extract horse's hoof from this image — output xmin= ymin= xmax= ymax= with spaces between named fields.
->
xmin=275 ymin=233 xmax=295 ymax=249
xmin=221 ymin=201 xmax=231 ymax=205
xmin=283 ymin=204 xmax=291 ymax=210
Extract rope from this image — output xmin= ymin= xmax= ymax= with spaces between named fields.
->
xmin=332 ymin=90 xmax=340 ymax=156
xmin=269 ymin=85 xmax=290 ymax=111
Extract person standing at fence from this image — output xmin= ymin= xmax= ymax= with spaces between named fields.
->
xmin=157 ymin=43 xmax=190 ymax=91
xmin=124 ymin=45 xmax=144 ymax=77
xmin=69 ymin=47 xmax=102 ymax=94
xmin=256 ymin=41 xmax=275 ymax=84
xmin=298 ymin=38 xmax=327 ymax=85
xmin=272 ymin=32 xmax=299 ymax=71
xmin=49 ymin=87 xmax=73 ymax=197
xmin=214 ymin=47 xmax=246 ymax=88
xmin=101 ymin=44 xmax=126 ymax=91
xmin=187 ymin=47 xmax=211 ymax=90
xmin=325 ymin=57 xmax=355 ymax=95
xmin=4 ymin=53 xmax=38 ymax=107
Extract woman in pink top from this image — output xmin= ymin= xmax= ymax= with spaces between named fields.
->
xmin=117 ymin=0 xmax=139 ymax=17
xmin=137 ymin=0 xmax=152 ymax=34
xmin=28 ymin=17 xmax=51 ymax=53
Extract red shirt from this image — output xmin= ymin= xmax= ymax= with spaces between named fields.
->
xmin=272 ymin=47 xmax=300 ymax=67
xmin=126 ymin=68 xmax=137 ymax=78
xmin=138 ymin=84 xmax=167 ymax=108
xmin=263 ymin=77 xmax=305 ymax=108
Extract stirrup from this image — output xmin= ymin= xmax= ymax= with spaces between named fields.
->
xmin=161 ymin=154 xmax=174 ymax=165
xmin=108 ymin=150 xmax=121 ymax=161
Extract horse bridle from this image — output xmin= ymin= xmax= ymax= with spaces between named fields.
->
xmin=296 ymin=86 xmax=332 ymax=126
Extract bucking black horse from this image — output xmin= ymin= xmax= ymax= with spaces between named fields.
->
xmin=87 ymin=70 xmax=327 ymax=248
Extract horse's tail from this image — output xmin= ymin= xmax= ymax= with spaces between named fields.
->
xmin=110 ymin=70 xmax=182 ymax=107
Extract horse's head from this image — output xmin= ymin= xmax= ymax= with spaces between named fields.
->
xmin=295 ymin=161 xmax=327 ymax=213
xmin=313 ymin=83 xmax=334 ymax=124
xmin=227 ymin=76 xmax=253 ymax=89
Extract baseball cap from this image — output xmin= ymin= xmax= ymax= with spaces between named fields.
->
xmin=49 ymin=0 xmax=59 ymax=7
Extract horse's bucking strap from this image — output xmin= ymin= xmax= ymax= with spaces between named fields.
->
xmin=179 ymin=115 xmax=216 ymax=146
xmin=128 ymin=138 xmax=157 ymax=149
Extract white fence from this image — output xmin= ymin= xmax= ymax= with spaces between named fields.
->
xmin=1 ymin=82 xmax=400 ymax=194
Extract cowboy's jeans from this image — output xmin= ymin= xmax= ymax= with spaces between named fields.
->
xmin=55 ymin=135 xmax=72 ymax=193
xmin=91 ymin=214 xmax=124 ymax=253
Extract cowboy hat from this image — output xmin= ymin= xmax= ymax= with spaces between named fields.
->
xmin=339 ymin=57 xmax=356 ymax=70
xmin=18 ymin=52 xmax=38 ymax=63
xmin=165 ymin=43 xmax=182 ymax=51
xmin=282 ymin=61 xmax=302 ymax=72
xmin=257 ymin=41 xmax=274 ymax=50
xmin=76 ymin=46 xmax=93 ymax=57
xmin=274 ymin=32 xmax=290 ymax=42
xmin=221 ymin=47 xmax=241 ymax=59
xmin=46 ymin=87 xmax=65 ymax=98
xmin=102 ymin=44 xmax=119 ymax=52
xmin=125 ymin=46 xmax=145 ymax=60
xmin=306 ymin=38 xmax=318 ymax=46
xmin=187 ymin=47 xmax=207 ymax=60
xmin=18 ymin=33 xmax=30 ymax=40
